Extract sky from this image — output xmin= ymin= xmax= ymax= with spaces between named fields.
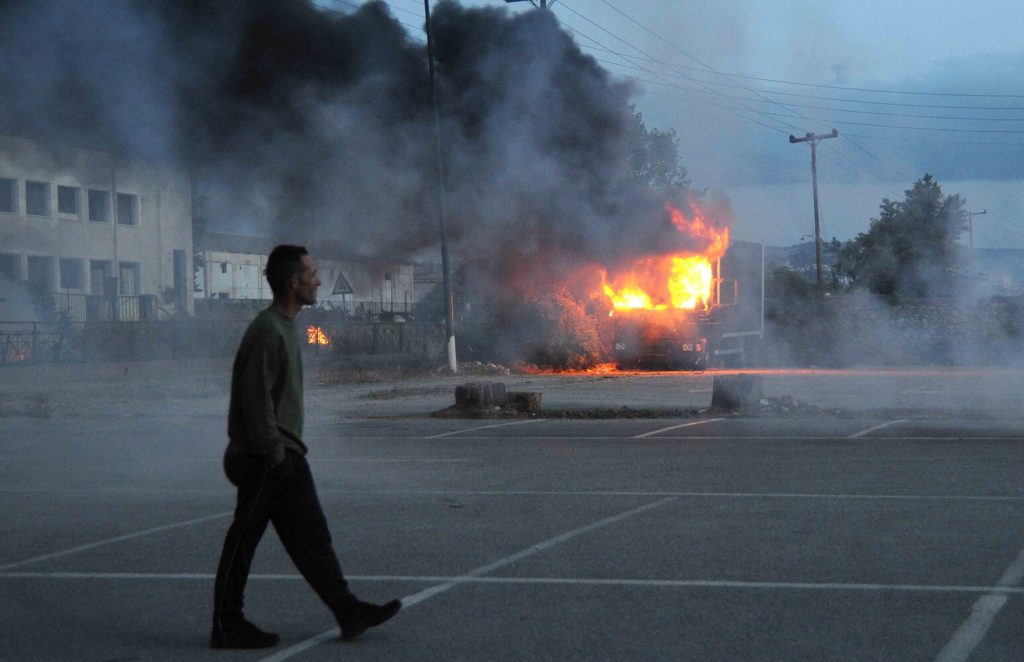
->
xmin=348 ymin=0 xmax=1024 ymax=248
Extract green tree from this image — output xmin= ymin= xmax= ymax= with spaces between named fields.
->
xmin=837 ymin=174 xmax=967 ymax=299
xmin=627 ymin=107 xmax=689 ymax=189
xmin=765 ymin=265 xmax=836 ymax=365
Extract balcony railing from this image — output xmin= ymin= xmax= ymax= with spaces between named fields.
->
xmin=54 ymin=293 xmax=159 ymax=322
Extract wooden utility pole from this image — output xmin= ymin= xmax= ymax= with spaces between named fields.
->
xmin=789 ymin=129 xmax=838 ymax=293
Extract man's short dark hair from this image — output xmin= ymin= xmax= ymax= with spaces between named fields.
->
xmin=265 ymin=245 xmax=309 ymax=298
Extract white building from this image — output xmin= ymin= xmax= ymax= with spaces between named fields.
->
xmin=0 ymin=134 xmax=193 ymax=321
xmin=196 ymin=233 xmax=415 ymax=317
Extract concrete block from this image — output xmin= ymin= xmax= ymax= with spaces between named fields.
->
xmin=454 ymin=382 xmax=507 ymax=408
xmin=507 ymin=391 xmax=542 ymax=413
xmin=711 ymin=375 xmax=763 ymax=411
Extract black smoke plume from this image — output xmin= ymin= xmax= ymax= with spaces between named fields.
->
xmin=0 ymin=0 xmax=725 ymax=291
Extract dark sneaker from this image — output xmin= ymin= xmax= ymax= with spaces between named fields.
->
xmin=340 ymin=599 xmax=402 ymax=641
xmin=210 ymin=618 xmax=280 ymax=649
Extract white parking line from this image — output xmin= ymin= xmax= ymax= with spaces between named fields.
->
xmin=183 ymin=458 xmax=472 ymax=464
xmin=316 ymin=458 xmax=474 ymax=463
xmin=632 ymin=418 xmax=725 ymax=439
xmin=848 ymin=419 xmax=909 ymax=438
xmin=0 ymin=511 xmax=232 ymax=572
xmin=259 ymin=496 xmax=677 ymax=662
xmin=934 ymin=544 xmax=1024 ymax=662
xmin=67 ymin=434 xmax=1017 ymax=444
xmin=4 ymin=487 xmax=1023 ymax=501
xmin=5 ymin=571 xmax=1024 ymax=597
xmin=425 ymin=419 xmax=545 ymax=438
xmin=317 ymin=488 xmax=1024 ymax=502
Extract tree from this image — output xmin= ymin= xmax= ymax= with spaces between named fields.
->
xmin=837 ymin=174 xmax=967 ymax=299
xmin=764 ymin=265 xmax=836 ymax=365
xmin=627 ymin=107 xmax=689 ymax=189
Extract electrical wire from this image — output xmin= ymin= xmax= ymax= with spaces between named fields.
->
xmin=592 ymin=0 xmax=1024 ymax=100
xmin=556 ymin=0 xmax=923 ymax=201
xmin=584 ymin=47 xmax=1024 ymax=110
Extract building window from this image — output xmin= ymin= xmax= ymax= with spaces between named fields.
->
xmin=0 ymin=178 xmax=16 ymax=213
xmin=25 ymin=181 xmax=50 ymax=216
xmin=59 ymin=258 xmax=84 ymax=290
xmin=116 ymin=192 xmax=138 ymax=226
xmin=57 ymin=186 xmax=81 ymax=217
xmin=220 ymin=263 xmax=227 ymax=274
xmin=0 ymin=253 xmax=19 ymax=281
xmin=88 ymin=189 xmax=110 ymax=222
xmin=89 ymin=260 xmax=112 ymax=295
xmin=119 ymin=261 xmax=140 ymax=295
xmin=27 ymin=255 xmax=55 ymax=293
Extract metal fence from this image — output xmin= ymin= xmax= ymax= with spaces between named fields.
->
xmin=0 ymin=322 xmax=66 ymax=365
xmin=54 ymin=293 xmax=159 ymax=322
xmin=0 ymin=318 xmax=446 ymax=366
xmin=304 ymin=321 xmax=446 ymax=358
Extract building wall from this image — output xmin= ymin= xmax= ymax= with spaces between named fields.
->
xmin=0 ymin=134 xmax=193 ymax=319
xmin=196 ymin=249 xmax=415 ymax=315
xmin=199 ymin=250 xmax=269 ymax=301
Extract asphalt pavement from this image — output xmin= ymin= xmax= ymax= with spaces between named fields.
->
xmin=3 ymin=363 xmax=1024 ymax=660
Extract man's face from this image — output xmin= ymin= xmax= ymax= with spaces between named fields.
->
xmin=293 ymin=254 xmax=321 ymax=307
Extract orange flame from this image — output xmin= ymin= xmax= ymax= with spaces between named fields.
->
xmin=600 ymin=202 xmax=729 ymax=312
xmin=307 ymin=325 xmax=330 ymax=346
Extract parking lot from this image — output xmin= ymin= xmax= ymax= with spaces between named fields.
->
xmin=4 ymin=365 xmax=1024 ymax=661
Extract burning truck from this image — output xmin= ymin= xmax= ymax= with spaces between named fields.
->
xmin=598 ymin=203 xmax=764 ymax=370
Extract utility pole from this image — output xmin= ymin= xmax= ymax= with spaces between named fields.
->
xmin=789 ymin=129 xmax=838 ymax=294
xmin=424 ymin=0 xmax=458 ymax=373
xmin=966 ymin=209 xmax=987 ymax=252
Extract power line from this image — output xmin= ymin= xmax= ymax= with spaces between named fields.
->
xmin=842 ymin=131 xmax=1024 ymax=146
xmin=553 ymin=3 xmax=807 ymax=136
xmin=585 ymin=47 xmax=1024 ymax=110
xmin=601 ymin=62 xmax=1024 ymax=124
xmin=608 ymin=64 xmax=912 ymax=195
xmin=556 ymin=23 xmax=798 ymax=138
xmin=559 ymin=0 xmax=924 ymax=199
xmin=561 ymin=0 xmax=816 ymax=134
xmin=830 ymin=120 xmax=1024 ymax=135
xmin=587 ymin=4 xmax=1024 ymax=100
xmin=839 ymin=135 xmax=915 ymax=189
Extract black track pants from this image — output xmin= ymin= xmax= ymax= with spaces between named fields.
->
xmin=212 ymin=450 xmax=359 ymax=630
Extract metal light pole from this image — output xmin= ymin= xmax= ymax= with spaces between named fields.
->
xmin=789 ymin=129 xmax=838 ymax=294
xmin=423 ymin=0 xmax=457 ymax=373
xmin=966 ymin=209 xmax=987 ymax=252
xmin=504 ymin=0 xmax=555 ymax=9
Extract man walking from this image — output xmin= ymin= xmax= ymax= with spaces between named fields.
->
xmin=211 ymin=244 xmax=401 ymax=649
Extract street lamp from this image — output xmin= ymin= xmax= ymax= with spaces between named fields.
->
xmin=423 ymin=0 xmax=458 ymax=372
xmin=966 ymin=209 xmax=987 ymax=252
xmin=504 ymin=0 xmax=556 ymax=7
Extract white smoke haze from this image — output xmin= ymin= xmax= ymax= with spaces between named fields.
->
xmin=3 ymin=0 xmax=1022 ymax=370
xmin=0 ymin=276 xmax=44 ymax=322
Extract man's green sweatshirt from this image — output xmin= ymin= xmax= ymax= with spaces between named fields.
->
xmin=227 ymin=307 xmax=307 ymax=466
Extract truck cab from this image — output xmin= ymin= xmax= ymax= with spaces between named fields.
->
xmin=612 ymin=308 xmax=710 ymax=370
